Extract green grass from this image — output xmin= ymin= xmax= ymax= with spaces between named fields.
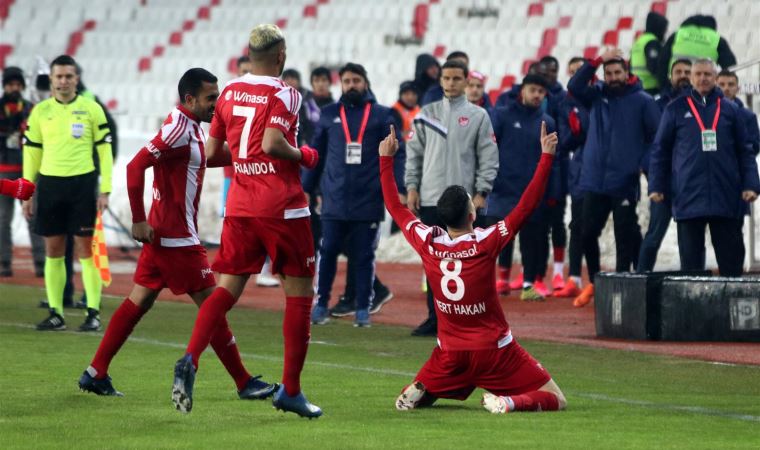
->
xmin=1 ymin=284 xmax=759 ymax=449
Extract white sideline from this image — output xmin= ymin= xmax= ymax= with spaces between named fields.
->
xmin=2 ymin=321 xmax=759 ymax=423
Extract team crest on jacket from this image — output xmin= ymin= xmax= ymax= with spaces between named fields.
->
xmin=406 ymin=130 xmax=415 ymax=140
xmin=458 ymin=116 xmax=469 ymax=127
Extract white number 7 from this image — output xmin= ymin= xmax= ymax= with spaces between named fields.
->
xmin=232 ymin=105 xmax=256 ymax=159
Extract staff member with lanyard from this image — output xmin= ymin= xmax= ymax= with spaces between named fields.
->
xmin=303 ymin=63 xmax=405 ymax=327
xmin=22 ymin=55 xmax=113 ymax=331
xmin=649 ymin=58 xmax=759 ymax=276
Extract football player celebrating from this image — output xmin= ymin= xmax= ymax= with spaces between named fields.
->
xmin=172 ymin=25 xmax=321 ymax=418
xmin=78 ymin=69 xmax=276 ymax=402
xmin=380 ymin=123 xmax=567 ymax=414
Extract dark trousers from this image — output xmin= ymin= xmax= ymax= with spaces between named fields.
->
xmin=317 ymin=219 xmax=379 ymax=311
xmin=520 ymin=209 xmax=550 ymax=282
xmin=568 ymin=196 xmax=584 ymax=277
xmin=549 ymin=199 xmax=567 ymax=251
xmin=677 ymin=217 xmax=744 ymax=277
xmin=637 ymin=197 xmax=672 ymax=272
xmin=581 ymin=192 xmax=641 ymax=283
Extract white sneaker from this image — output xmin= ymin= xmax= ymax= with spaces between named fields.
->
xmin=481 ymin=393 xmax=509 ymax=414
xmin=256 ymin=273 xmax=280 ymax=287
xmin=395 ymin=381 xmax=426 ymax=411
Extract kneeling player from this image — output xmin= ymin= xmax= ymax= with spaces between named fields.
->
xmin=379 ymin=124 xmax=566 ymax=413
xmin=78 ymin=69 xmax=276 ymax=401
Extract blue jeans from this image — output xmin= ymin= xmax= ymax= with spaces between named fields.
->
xmin=317 ymin=220 xmax=380 ymax=311
xmin=637 ymin=197 xmax=672 ymax=272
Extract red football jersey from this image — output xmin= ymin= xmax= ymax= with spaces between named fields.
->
xmin=128 ymin=105 xmax=206 ymax=247
xmin=209 ymin=74 xmax=309 ymax=219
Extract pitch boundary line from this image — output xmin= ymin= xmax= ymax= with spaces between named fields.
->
xmin=2 ymin=321 xmax=759 ymax=423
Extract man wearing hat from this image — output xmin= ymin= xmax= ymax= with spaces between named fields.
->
xmin=391 ymin=80 xmax=420 ymax=142
xmin=0 ymin=67 xmax=44 ymax=277
xmin=567 ymin=48 xmax=661 ymax=307
xmin=485 ymin=74 xmax=556 ymax=301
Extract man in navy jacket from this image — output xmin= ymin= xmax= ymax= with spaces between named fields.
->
xmin=568 ymin=48 xmax=661 ymax=307
xmin=302 ymin=63 xmax=405 ymax=327
xmin=649 ymin=59 xmax=759 ymax=276
xmin=486 ymin=74 xmax=556 ymax=301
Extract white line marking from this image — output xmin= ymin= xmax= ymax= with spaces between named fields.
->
xmin=3 ymin=322 xmax=759 ymax=423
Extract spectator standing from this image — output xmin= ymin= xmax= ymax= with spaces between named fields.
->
xmin=0 ymin=67 xmax=44 ymax=277
xmin=486 ymin=75 xmax=556 ymax=301
xmin=649 ymin=59 xmax=759 ymax=276
xmin=413 ymin=54 xmax=440 ymax=105
xmin=657 ymin=15 xmax=736 ymax=89
xmin=282 ymin=68 xmax=320 ymax=147
xmin=495 ymin=62 xmax=541 ymax=108
xmin=303 ymin=63 xmax=405 ymax=327
xmin=22 ymin=55 xmax=113 ymax=331
xmin=405 ymin=59 xmax=498 ymax=336
xmin=568 ymin=49 xmax=660 ymax=307
xmin=717 ymin=70 xmax=760 ymax=156
xmin=553 ymin=57 xmax=589 ymax=298
xmin=310 ymin=66 xmax=334 ymax=108
xmin=630 ymin=11 xmax=669 ymax=95
xmin=421 ymin=51 xmax=468 ymax=106
xmin=636 ymin=59 xmax=692 ymax=272
xmin=391 ymin=80 xmax=420 ymax=141
xmin=465 ymin=71 xmax=492 ymax=113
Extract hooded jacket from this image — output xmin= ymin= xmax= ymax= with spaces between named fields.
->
xmin=649 ymin=87 xmax=760 ymax=220
xmin=302 ymin=90 xmax=405 ymax=222
xmin=405 ymin=94 xmax=498 ymax=206
xmin=557 ymin=93 xmax=590 ymax=199
xmin=486 ymin=101 xmax=556 ymax=218
xmin=413 ymin=54 xmax=440 ymax=99
xmin=568 ymin=58 xmax=661 ymax=201
xmin=733 ymin=97 xmax=760 ymax=156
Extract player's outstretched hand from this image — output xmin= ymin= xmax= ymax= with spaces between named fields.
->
xmin=379 ymin=125 xmax=399 ymax=157
xmin=132 ymin=221 xmax=154 ymax=244
xmin=299 ymin=145 xmax=319 ymax=170
xmin=0 ymin=178 xmax=35 ymax=201
xmin=540 ymin=121 xmax=558 ymax=155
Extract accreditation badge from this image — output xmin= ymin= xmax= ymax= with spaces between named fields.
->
xmin=71 ymin=122 xmax=85 ymax=139
xmin=345 ymin=142 xmax=362 ymax=164
xmin=701 ymin=130 xmax=717 ymax=152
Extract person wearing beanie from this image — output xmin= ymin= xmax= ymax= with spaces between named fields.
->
xmin=391 ymin=80 xmax=420 ymax=141
xmin=465 ymin=70 xmax=493 ymax=113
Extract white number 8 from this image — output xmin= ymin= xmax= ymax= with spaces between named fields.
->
xmin=440 ymin=259 xmax=464 ymax=301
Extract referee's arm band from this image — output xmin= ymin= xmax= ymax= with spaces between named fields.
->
xmin=98 ymin=123 xmax=109 ymax=130
xmin=95 ymin=133 xmax=113 ymax=146
xmin=22 ymin=136 xmax=42 ymax=148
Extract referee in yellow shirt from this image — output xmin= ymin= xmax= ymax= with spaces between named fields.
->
xmin=22 ymin=55 xmax=113 ymax=332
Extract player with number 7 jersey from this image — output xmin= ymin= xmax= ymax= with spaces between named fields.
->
xmin=379 ymin=123 xmax=567 ymax=414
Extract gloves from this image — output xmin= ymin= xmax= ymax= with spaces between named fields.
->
xmin=568 ymin=108 xmax=582 ymax=136
xmin=0 ymin=178 xmax=35 ymax=200
xmin=299 ymin=145 xmax=319 ymax=170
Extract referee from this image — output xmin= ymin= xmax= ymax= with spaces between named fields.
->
xmin=22 ymin=55 xmax=113 ymax=332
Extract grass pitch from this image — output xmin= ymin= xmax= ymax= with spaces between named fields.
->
xmin=1 ymin=284 xmax=758 ymax=449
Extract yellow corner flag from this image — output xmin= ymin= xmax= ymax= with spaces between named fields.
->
xmin=92 ymin=212 xmax=112 ymax=287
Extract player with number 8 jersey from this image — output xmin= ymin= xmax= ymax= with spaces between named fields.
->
xmin=379 ymin=123 xmax=567 ymax=414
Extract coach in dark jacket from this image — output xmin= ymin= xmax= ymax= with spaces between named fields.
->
xmin=649 ymin=59 xmax=760 ymax=276
xmin=303 ymin=63 xmax=405 ymax=326
xmin=486 ymin=75 xmax=556 ymax=300
xmin=567 ymin=48 xmax=661 ymax=306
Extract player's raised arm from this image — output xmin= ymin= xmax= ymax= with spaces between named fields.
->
xmin=504 ymin=121 xmax=557 ymax=234
xmin=379 ymin=125 xmax=417 ymax=228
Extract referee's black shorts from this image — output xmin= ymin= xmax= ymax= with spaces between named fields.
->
xmin=35 ymin=171 xmax=98 ymax=237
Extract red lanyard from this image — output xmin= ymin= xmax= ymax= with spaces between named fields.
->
xmin=339 ymin=103 xmax=371 ymax=144
xmin=686 ymin=96 xmax=720 ymax=131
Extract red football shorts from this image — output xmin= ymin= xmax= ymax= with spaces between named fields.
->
xmin=133 ymin=243 xmax=216 ymax=295
xmin=212 ymin=216 xmax=316 ymax=278
xmin=414 ymin=340 xmax=552 ymax=400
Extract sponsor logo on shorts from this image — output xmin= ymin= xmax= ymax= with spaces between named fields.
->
xmin=234 ymin=161 xmax=277 ymax=176
xmin=200 ymin=268 xmax=213 ymax=278
xmin=270 ymin=116 xmax=290 ymax=130
xmin=306 ymin=256 xmax=316 ymax=267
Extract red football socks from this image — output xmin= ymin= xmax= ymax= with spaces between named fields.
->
xmin=282 ymin=296 xmax=312 ymax=396
xmin=498 ymin=266 xmax=510 ymax=281
xmin=510 ymin=390 xmax=560 ymax=411
xmin=186 ymin=287 xmax=237 ymax=368
xmin=553 ymin=247 xmax=565 ymax=263
xmin=209 ymin=316 xmax=251 ymax=391
xmin=90 ymin=298 xmax=148 ymax=378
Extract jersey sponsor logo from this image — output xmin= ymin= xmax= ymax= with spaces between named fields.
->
xmin=233 ymin=161 xmax=277 ymax=175
xmin=147 ymin=142 xmax=161 ymax=159
xmin=435 ymin=299 xmax=486 ymax=315
xmin=497 ymin=220 xmax=508 ymax=237
xmin=430 ymin=245 xmax=478 ymax=259
xmin=228 ymin=90 xmax=269 ymax=104
xmin=270 ymin=115 xmax=291 ymax=130
xmin=458 ymin=116 xmax=469 ymax=127
xmin=72 ymin=110 xmax=88 ymax=115
xmin=200 ymin=267 xmax=213 ymax=278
